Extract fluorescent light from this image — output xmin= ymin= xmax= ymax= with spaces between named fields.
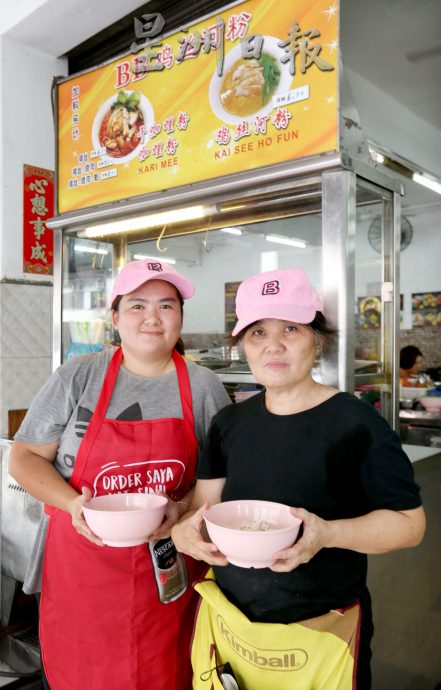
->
xmin=368 ymin=147 xmax=385 ymax=164
xmin=83 ymin=205 xmax=209 ymax=238
xmin=220 ymin=226 xmax=242 ymax=236
xmin=74 ymin=245 xmax=108 ymax=255
xmin=133 ymin=254 xmax=176 ymax=264
xmin=413 ymin=172 xmax=441 ymax=195
xmin=261 ymin=251 xmax=278 ymax=272
xmin=265 ymin=234 xmax=307 ymax=248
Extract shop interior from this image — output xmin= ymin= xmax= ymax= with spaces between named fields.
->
xmin=56 ymin=154 xmax=441 ymax=444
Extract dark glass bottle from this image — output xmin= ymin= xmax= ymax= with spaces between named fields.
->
xmin=148 ymin=537 xmax=188 ymax=603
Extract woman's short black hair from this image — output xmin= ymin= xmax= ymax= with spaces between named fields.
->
xmin=400 ymin=345 xmax=423 ymax=369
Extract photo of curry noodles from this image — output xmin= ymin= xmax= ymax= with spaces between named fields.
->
xmin=220 ymin=53 xmax=281 ymax=118
xmin=99 ymin=90 xmax=144 ymax=158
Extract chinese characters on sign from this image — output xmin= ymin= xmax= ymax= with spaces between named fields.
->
xmin=56 ymin=0 xmax=339 ymax=214
xmin=71 ymin=85 xmax=80 ymax=141
xmin=23 ymin=165 xmax=54 ymax=274
xmin=130 ymin=13 xmax=333 ymax=78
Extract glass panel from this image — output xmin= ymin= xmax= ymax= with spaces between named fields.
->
xmin=354 ymin=178 xmax=395 ymax=421
xmin=127 ymin=212 xmax=322 ymax=333
xmin=62 ymin=237 xmax=114 ymax=361
xmin=395 ymin=172 xmax=441 ymax=446
xmin=125 ymin=211 xmax=323 ymax=395
xmin=61 ymin=179 xmax=323 ymax=373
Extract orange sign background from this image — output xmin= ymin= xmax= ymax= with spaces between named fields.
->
xmin=56 ymin=0 xmax=339 ymax=214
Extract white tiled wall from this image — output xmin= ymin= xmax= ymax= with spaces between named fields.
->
xmin=0 ymin=282 xmax=53 ymax=437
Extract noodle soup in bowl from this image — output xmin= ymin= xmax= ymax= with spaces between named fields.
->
xmin=91 ymin=90 xmax=154 ymax=164
xmin=209 ymin=37 xmax=293 ymax=125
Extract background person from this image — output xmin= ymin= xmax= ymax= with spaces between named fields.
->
xmin=399 ymin=345 xmax=430 ymax=385
xmin=8 ymin=259 xmax=230 ymax=690
xmin=172 ymin=267 xmax=425 ymax=690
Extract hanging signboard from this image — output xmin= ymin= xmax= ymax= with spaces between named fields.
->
xmin=23 ymin=165 xmax=54 ymax=274
xmin=56 ymin=0 xmax=339 ymax=214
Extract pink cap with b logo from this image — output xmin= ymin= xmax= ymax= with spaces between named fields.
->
xmin=111 ymin=259 xmax=195 ymax=304
xmin=232 ymin=268 xmax=322 ymax=336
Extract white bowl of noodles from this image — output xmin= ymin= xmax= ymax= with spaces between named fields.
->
xmin=209 ymin=36 xmax=294 ymax=125
xmin=91 ymin=90 xmax=154 ymax=164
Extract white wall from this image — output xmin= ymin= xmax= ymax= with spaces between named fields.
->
xmin=0 ymin=0 xmax=48 ymax=35
xmin=346 ymin=65 xmax=441 ymax=180
xmin=0 ymin=35 xmax=66 ymax=280
xmin=0 ymin=0 xmax=144 ymax=56
xmin=0 ymin=36 xmax=66 ymax=435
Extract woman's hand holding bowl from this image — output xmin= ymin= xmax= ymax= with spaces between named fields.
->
xmin=70 ymin=486 xmax=104 ymax=546
xmin=270 ymin=507 xmax=331 ymax=572
xmin=150 ymin=493 xmax=181 ymax=540
xmin=171 ymin=503 xmax=229 ymax=566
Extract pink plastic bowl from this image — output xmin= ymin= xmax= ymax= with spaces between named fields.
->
xmin=82 ymin=493 xmax=168 ymax=547
xmin=204 ymin=499 xmax=302 ymax=569
xmin=418 ymin=397 xmax=441 ymax=411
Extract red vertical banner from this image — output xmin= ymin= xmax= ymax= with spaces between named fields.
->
xmin=23 ymin=164 xmax=54 ymax=274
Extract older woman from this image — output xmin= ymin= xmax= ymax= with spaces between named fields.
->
xmin=172 ymin=267 xmax=425 ymax=690
xmin=9 ymin=259 xmax=230 ymax=690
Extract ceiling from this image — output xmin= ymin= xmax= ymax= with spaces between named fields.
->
xmin=340 ymin=0 xmax=441 ymax=131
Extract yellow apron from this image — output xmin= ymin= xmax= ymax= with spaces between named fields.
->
xmin=192 ymin=572 xmax=361 ymax=690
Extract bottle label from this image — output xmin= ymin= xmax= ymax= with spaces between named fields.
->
xmin=148 ymin=537 xmax=188 ymax=604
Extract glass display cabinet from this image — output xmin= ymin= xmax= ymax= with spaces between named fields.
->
xmin=51 ymin=156 xmax=402 ymax=430
xmin=61 ymin=237 xmax=114 ymax=362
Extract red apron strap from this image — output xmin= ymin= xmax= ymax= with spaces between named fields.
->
xmin=45 ymin=348 xmax=122 ymax=513
xmin=172 ymin=350 xmax=197 ymax=456
xmin=93 ymin=347 xmax=124 ymax=419
xmin=48 ymin=348 xmax=196 ymax=506
xmin=69 ymin=347 xmax=123 ymax=491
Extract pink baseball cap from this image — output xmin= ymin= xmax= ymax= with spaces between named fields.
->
xmin=111 ymin=259 xmax=195 ymax=304
xmin=232 ymin=268 xmax=322 ymax=336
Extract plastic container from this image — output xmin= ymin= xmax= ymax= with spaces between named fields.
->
xmin=418 ymin=397 xmax=441 ymax=412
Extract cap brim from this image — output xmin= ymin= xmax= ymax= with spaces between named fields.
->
xmin=232 ymin=305 xmax=317 ymax=336
xmin=111 ymin=273 xmax=194 ymax=305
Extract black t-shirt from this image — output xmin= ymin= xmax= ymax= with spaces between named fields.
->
xmin=197 ymin=391 xmax=421 ymax=624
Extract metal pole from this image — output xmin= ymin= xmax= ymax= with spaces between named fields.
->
xmin=321 ymin=170 xmax=356 ymax=391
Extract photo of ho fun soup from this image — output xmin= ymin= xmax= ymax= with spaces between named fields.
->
xmin=98 ymin=90 xmax=145 ymax=158
xmin=219 ymin=53 xmax=281 ymax=118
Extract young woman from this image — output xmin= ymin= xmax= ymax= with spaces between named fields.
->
xmin=172 ymin=267 xmax=425 ymax=690
xmin=9 ymin=259 xmax=230 ymax=690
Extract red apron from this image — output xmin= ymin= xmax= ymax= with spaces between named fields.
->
xmin=40 ymin=348 xmax=203 ymax=690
